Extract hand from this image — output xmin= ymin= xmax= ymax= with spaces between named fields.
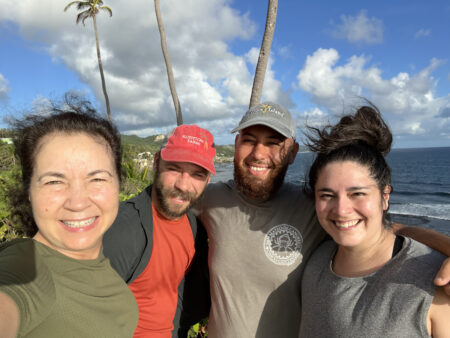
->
xmin=434 ymin=257 xmax=450 ymax=296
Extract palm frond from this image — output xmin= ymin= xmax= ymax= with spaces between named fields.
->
xmin=64 ymin=1 xmax=81 ymax=12
xmin=76 ymin=2 xmax=92 ymax=11
xmin=99 ymin=6 xmax=112 ymax=17
xmin=76 ymin=10 xmax=92 ymax=25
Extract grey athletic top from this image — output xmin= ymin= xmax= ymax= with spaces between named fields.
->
xmin=299 ymin=237 xmax=445 ymax=338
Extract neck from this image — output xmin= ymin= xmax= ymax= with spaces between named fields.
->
xmin=332 ymin=229 xmax=396 ymax=277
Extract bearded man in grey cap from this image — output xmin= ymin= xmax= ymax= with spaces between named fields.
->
xmin=194 ymin=102 xmax=325 ymax=337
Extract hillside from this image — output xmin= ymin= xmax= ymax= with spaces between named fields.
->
xmin=122 ymin=134 xmax=234 ymax=162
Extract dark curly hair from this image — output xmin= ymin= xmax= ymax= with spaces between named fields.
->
xmin=10 ymin=93 xmax=122 ymax=236
xmin=304 ymin=103 xmax=393 ymax=227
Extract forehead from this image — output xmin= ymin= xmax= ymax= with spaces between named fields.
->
xmin=318 ymin=161 xmax=374 ymax=184
xmin=160 ymin=159 xmax=209 ymax=174
xmin=34 ymin=132 xmax=113 ymax=165
xmin=240 ymin=125 xmax=286 ymax=140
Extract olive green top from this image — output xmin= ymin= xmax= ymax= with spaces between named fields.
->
xmin=0 ymin=238 xmax=138 ymax=338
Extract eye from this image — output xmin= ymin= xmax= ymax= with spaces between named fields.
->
xmin=193 ymin=172 xmax=207 ymax=179
xmin=267 ymin=140 xmax=282 ymax=146
xmin=241 ymin=137 xmax=255 ymax=144
xmin=318 ymin=193 xmax=333 ymax=200
xmin=352 ymin=192 xmax=366 ymax=197
xmin=91 ymin=177 xmax=107 ymax=183
xmin=167 ymin=165 xmax=180 ymax=172
xmin=44 ymin=180 xmax=63 ymax=185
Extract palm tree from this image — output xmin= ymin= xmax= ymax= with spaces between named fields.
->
xmin=249 ymin=0 xmax=278 ymax=108
xmin=154 ymin=0 xmax=183 ymax=125
xmin=64 ymin=0 xmax=113 ymax=123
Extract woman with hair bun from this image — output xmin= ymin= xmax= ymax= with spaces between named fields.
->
xmin=299 ymin=105 xmax=450 ymax=337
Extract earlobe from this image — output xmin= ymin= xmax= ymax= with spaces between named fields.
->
xmin=382 ymin=185 xmax=391 ymax=210
xmin=153 ymin=152 xmax=160 ymax=171
xmin=234 ymin=134 xmax=240 ymax=146
xmin=288 ymin=142 xmax=300 ymax=164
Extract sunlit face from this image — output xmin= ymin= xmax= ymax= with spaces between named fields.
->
xmin=153 ymin=156 xmax=210 ymax=220
xmin=30 ymin=132 xmax=119 ymax=260
xmin=234 ymin=125 xmax=298 ymax=201
xmin=314 ymin=161 xmax=390 ymax=249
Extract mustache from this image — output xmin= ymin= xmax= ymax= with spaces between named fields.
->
xmin=167 ymin=188 xmax=197 ymax=201
xmin=246 ymin=159 xmax=275 ymax=169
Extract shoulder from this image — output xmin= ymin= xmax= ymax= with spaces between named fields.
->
xmin=302 ymin=240 xmax=335 ymax=281
xmin=0 ymin=239 xmax=44 ymax=279
xmin=104 ymin=187 xmax=152 ymax=242
xmin=403 ymin=238 xmax=446 ymax=272
xmin=307 ymin=240 xmax=336 ymax=264
xmin=196 ymin=180 xmax=235 ymax=211
xmin=205 ymin=180 xmax=234 ymax=196
xmin=0 ymin=240 xmax=56 ymax=334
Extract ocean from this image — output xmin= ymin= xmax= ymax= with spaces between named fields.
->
xmin=212 ymin=147 xmax=450 ymax=236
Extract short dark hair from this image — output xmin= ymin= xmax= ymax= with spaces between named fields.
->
xmin=304 ymin=103 xmax=393 ymax=227
xmin=11 ymin=94 xmax=122 ymax=235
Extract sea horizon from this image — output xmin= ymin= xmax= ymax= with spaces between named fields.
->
xmin=212 ymin=147 xmax=450 ymax=236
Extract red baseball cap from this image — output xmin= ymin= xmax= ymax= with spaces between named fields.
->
xmin=161 ymin=124 xmax=216 ymax=175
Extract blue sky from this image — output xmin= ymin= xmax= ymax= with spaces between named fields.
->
xmin=0 ymin=0 xmax=449 ymax=148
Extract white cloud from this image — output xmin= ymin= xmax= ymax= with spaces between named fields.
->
xmin=296 ymin=48 xmax=450 ymax=139
xmin=331 ymin=10 xmax=383 ymax=45
xmin=415 ymin=28 xmax=431 ymax=38
xmin=0 ymin=74 xmax=10 ymax=102
xmin=0 ymin=0 xmax=291 ymax=137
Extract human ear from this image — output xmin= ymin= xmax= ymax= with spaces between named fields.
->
xmin=382 ymin=185 xmax=391 ymax=210
xmin=153 ymin=152 xmax=160 ymax=171
xmin=288 ymin=141 xmax=300 ymax=164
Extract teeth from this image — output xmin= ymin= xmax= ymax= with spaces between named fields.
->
xmin=249 ymin=166 xmax=268 ymax=172
xmin=334 ymin=219 xmax=359 ymax=228
xmin=62 ymin=217 xmax=96 ymax=228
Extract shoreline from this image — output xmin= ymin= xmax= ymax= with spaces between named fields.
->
xmin=390 ymin=213 xmax=450 ymax=236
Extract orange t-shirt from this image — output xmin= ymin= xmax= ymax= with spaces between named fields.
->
xmin=129 ymin=205 xmax=195 ymax=337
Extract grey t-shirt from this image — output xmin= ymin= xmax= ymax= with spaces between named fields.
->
xmin=196 ymin=180 xmax=325 ymax=338
xmin=300 ymin=238 xmax=445 ymax=338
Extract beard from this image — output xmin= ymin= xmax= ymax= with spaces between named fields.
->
xmin=233 ymin=157 xmax=289 ymax=202
xmin=153 ymin=169 xmax=203 ymax=219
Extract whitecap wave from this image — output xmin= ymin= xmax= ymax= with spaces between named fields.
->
xmin=390 ymin=203 xmax=450 ymax=221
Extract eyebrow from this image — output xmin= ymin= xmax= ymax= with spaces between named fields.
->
xmin=87 ymin=170 xmax=113 ymax=177
xmin=241 ymin=131 xmax=285 ymax=141
xmin=37 ymin=170 xmax=113 ymax=182
xmin=317 ymin=186 xmax=371 ymax=193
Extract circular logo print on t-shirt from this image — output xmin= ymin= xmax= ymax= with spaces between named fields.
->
xmin=263 ymin=224 xmax=303 ymax=266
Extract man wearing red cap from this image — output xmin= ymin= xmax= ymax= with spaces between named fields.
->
xmin=103 ymin=124 xmax=215 ymax=337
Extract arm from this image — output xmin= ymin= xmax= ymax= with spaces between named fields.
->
xmin=392 ymin=223 xmax=450 ymax=295
xmin=428 ymin=286 xmax=450 ymax=337
xmin=103 ymin=202 xmax=147 ymax=283
xmin=0 ymin=292 xmax=19 ymax=338
xmin=176 ymin=219 xmax=211 ymax=336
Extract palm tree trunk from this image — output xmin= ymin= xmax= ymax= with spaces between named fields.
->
xmin=249 ymin=0 xmax=278 ymax=109
xmin=93 ymin=14 xmax=112 ymax=123
xmin=154 ymin=0 xmax=183 ymax=126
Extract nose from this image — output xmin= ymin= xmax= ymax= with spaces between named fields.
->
xmin=174 ymin=172 xmax=191 ymax=192
xmin=250 ymin=142 xmax=269 ymax=160
xmin=332 ymin=195 xmax=353 ymax=216
xmin=64 ymin=182 xmax=91 ymax=211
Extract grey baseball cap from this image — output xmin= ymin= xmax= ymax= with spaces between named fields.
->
xmin=231 ymin=102 xmax=296 ymax=138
